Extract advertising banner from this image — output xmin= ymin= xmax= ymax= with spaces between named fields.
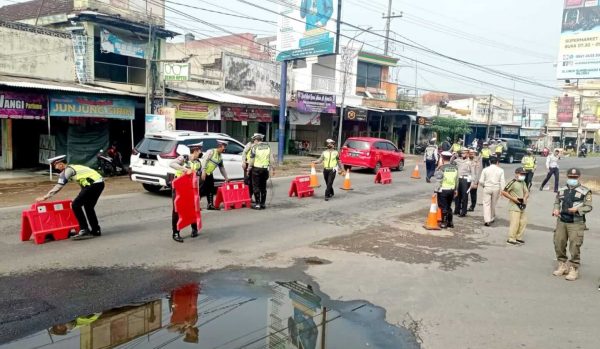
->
xmin=158 ymin=107 xmax=176 ymax=130
xmin=345 ymin=107 xmax=367 ymax=121
xmin=557 ymin=2 xmax=600 ymax=79
xmin=581 ymin=98 xmax=600 ymax=123
xmin=145 ymin=114 xmax=166 ymax=134
xmin=221 ymin=106 xmax=273 ymax=122
xmin=163 ymin=63 xmax=190 ymax=81
xmin=276 ymin=0 xmax=340 ymax=61
xmin=100 ymin=28 xmax=146 ymax=59
xmin=289 ymin=109 xmax=321 ymax=125
xmin=0 ymin=91 xmax=47 ymax=120
xmin=169 ymin=101 xmax=221 ymax=120
xmin=557 ymin=96 xmax=575 ymax=123
xmin=296 ymin=91 xmax=336 ymax=114
xmin=223 ymin=54 xmax=287 ymax=99
xmin=50 ymin=96 xmax=135 ymax=120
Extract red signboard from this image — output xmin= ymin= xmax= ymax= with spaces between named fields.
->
xmin=221 ymin=106 xmax=272 ymax=122
xmin=557 ymin=97 xmax=575 ymax=123
xmin=0 ymin=91 xmax=47 ymax=120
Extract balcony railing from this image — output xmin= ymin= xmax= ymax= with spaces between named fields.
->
xmin=94 ymin=61 xmax=146 ymax=86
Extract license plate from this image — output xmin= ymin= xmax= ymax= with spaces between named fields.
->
xmin=144 ymin=160 xmax=155 ymax=166
xmin=350 ymin=153 xmax=358 ymax=157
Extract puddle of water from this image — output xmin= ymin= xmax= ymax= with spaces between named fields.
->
xmin=1 ymin=280 xmax=418 ymax=349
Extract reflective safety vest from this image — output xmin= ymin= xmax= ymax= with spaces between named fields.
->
xmin=440 ymin=165 xmax=458 ymax=190
xmin=204 ymin=150 xmax=223 ymax=175
xmin=253 ymin=143 xmax=271 ymax=168
xmin=175 ymin=160 xmax=201 ymax=178
xmin=451 ymin=143 xmax=462 ymax=152
xmin=245 ymin=143 xmax=254 ymax=162
xmin=522 ymin=156 xmax=536 ymax=170
xmin=495 ymin=144 xmax=503 ymax=153
xmin=68 ymin=165 xmax=103 ymax=187
xmin=322 ymin=150 xmax=339 ymax=169
xmin=481 ymin=148 xmax=491 ymax=159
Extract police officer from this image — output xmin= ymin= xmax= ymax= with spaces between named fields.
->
xmin=247 ymin=133 xmax=275 ymax=209
xmin=468 ymin=148 xmax=481 ymax=212
xmin=552 ymin=168 xmax=593 ymax=281
xmin=452 ymin=148 xmax=475 ymax=217
xmin=423 ymin=138 xmax=439 ymax=183
xmin=36 ymin=155 xmax=105 ymax=240
xmin=436 ymin=151 xmax=459 ymax=229
xmin=521 ymin=148 xmax=536 ymax=190
xmin=451 ymin=138 xmax=462 ymax=154
xmin=242 ymin=134 xmax=262 ymax=201
xmin=480 ymin=142 xmax=491 ymax=168
xmin=201 ymin=140 xmax=230 ymax=210
xmin=313 ymin=139 xmax=344 ymax=201
xmin=441 ymin=137 xmax=452 ymax=152
xmin=169 ymin=143 xmax=203 ymax=243
xmin=494 ymin=139 xmax=504 ymax=159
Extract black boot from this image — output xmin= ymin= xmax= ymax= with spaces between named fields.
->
xmin=447 ymin=214 xmax=454 ymax=228
xmin=253 ymin=192 xmax=262 ymax=209
xmin=91 ymin=227 xmax=102 ymax=237
xmin=191 ymin=229 xmax=199 ymax=238
xmin=207 ymin=193 xmax=219 ymax=210
xmin=172 ymin=232 xmax=184 ymax=243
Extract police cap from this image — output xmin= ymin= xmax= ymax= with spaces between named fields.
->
xmin=326 ymin=138 xmax=335 ymax=144
xmin=251 ymin=133 xmax=264 ymax=140
xmin=515 ymin=167 xmax=527 ymax=174
xmin=217 ymin=140 xmax=229 ymax=146
xmin=48 ymin=155 xmax=66 ymax=165
xmin=188 ymin=142 xmax=203 ymax=150
xmin=441 ymin=151 xmax=453 ymax=158
xmin=567 ymin=168 xmax=581 ymax=177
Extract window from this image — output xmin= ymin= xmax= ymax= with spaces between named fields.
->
xmin=224 ymin=141 xmax=244 ymax=155
xmin=374 ymin=141 xmax=388 ymax=150
xmin=357 ymin=62 xmax=382 ymax=89
xmin=344 ymin=140 xmax=370 ymax=150
xmin=385 ymin=142 xmax=398 ymax=151
xmin=94 ymin=35 xmax=146 ymax=85
xmin=136 ymin=138 xmax=176 ymax=154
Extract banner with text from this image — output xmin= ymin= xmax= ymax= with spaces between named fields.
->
xmin=557 ymin=2 xmax=600 ymax=79
xmin=221 ymin=106 xmax=272 ymax=122
xmin=49 ymin=96 xmax=135 ymax=120
xmin=344 ymin=107 xmax=367 ymax=122
xmin=100 ymin=28 xmax=146 ymax=59
xmin=0 ymin=91 xmax=47 ymax=120
xmin=557 ymin=96 xmax=575 ymax=123
xmin=296 ymin=91 xmax=336 ymax=114
xmin=168 ymin=101 xmax=221 ymax=120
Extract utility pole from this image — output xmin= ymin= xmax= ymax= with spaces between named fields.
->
xmin=382 ymin=1 xmax=402 ymax=55
xmin=521 ymin=98 xmax=525 ymax=127
xmin=577 ymin=94 xmax=584 ymax=153
xmin=485 ymin=94 xmax=493 ymax=139
xmin=145 ymin=20 xmax=154 ymax=115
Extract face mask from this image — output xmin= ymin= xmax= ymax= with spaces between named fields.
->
xmin=469 ymin=156 xmax=474 ymax=160
xmin=518 ymin=175 xmax=525 ymax=181
xmin=567 ymin=179 xmax=579 ymax=186
xmin=327 ymin=144 xmax=334 ymax=149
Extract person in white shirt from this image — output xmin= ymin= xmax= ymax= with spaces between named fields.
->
xmin=478 ymin=157 xmax=506 ymax=226
xmin=540 ymin=149 xmax=561 ymax=192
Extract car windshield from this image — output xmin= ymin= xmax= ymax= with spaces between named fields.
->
xmin=344 ymin=140 xmax=370 ymax=150
xmin=136 ymin=138 xmax=177 ymax=154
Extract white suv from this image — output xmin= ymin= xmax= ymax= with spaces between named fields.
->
xmin=130 ymin=130 xmax=246 ymax=193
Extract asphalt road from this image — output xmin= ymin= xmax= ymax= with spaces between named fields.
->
xmin=0 ymin=156 xmax=599 ymax=348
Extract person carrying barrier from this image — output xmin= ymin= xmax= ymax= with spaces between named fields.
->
xmin=521 ymin=149 xmax=537 ymax=190
xmin=169 ymin=143 xmax=203 ymax=243
xmin=36 ymin=155 xmax=105 ymax=240
xmin=435 ymin=151 xmax=459 ymax=229
xmin=423 ymin=138 xmax=439 ymax=183
xmin=201 ymin=140 xmax=230 ymax=210
xmin=247 ymin=133 xmax=275 ymax=209
xmin=313 ymin=139 xmax=345 ymax=201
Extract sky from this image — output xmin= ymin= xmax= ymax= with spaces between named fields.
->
xmin=0 ymin=0 xmax=565 ymax=112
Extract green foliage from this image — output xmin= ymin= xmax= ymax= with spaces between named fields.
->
xmin=425 ymin=117 xmax=472 ymax=141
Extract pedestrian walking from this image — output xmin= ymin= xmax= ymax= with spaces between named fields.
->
xmin=468 ymin=149 xmax=481 ymax=211
xmin=201 ymin=140 xmax=230 ymax=210
xmin=436 ymin=151 xmax=459 ymax=229
xmin=552 ymin=168 xmax=593 ymax=281
xmin=480 ymin=142 xmax=491 ymax=168
xmin=521 ymin=149 xmax=536 ymax=190
xmin=502 ymin=167 xmax=529 ymax=245
xmin=242 ymin=134 xmax=263 ymax=202
xmin=36 ymin=155 xmax=105 ymax=240
xmin=169 ymin=143 xmax=203 ymax=243
xmin=313 ymin=139 xmax=344 ymax=201
xmin=453 ymin=148 xmax=476 ymax=217
xmin=423 ymin=138 xmax=439 ymax=183
xmin=540 ymin=149 xmax=560 ymax=192
xmin=247 ymin=133 xmax=275 ymax=209
xmin=479 ymin=157 xmax=505 ymax=226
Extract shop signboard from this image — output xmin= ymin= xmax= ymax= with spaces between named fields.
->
xmin=158 ymin=107 xmax=176 ymax=130
xmin=520 ymin=129 xmax=542 ymax=137
xmin=345 ymin=107 xmax=367 ymax=122
xmin=276 ymin=0 xmax=341 ymax=61
xmin=100 ymin=28 xmax=146 ymax=59
xmin=163 ymin=63 xmax=190 ymax=81
xmin=557 ymin=96 xmax=575 ymax=123
xmin=168 ymin=101 xmax=221 ymax=120
xmin=502 ymin=126 xmax=520 ymax=136
xmin=296 ymin=91 xmax=336 ymax=114
xmin=289 ymin=109 xmax=320 ymax=125
xmin=0 ymin=91 xmax=47 ymax=120
xmin=50 ymin=96 xmax=135 ymax=120
xmin=221 ymin=106 xmax=272 ymax=122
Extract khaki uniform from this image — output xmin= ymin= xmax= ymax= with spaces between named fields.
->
xmin=504 ymin=179 xmax=528 ymax=241
xmin=553 ymin=184 xmax=593 ymax=266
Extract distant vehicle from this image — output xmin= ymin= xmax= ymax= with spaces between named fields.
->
xmin=129 ymin=130 xmax=245 ymax=193
xmin=496 ymin=138 xmax=527 ymax=163
xmin=340 ymin=137 xmax=405 ymax=173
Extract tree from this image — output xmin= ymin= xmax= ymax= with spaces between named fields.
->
xmin=425 ymin=117 xmax=472 ymax=142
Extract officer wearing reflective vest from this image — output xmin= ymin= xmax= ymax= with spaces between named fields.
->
xmin=480 ymin=142 xmax=491 ymax=168
xmin=37 ymin=155 xmax=105 ymax=240
xmin=247 ymin=133 xmax=275 ymax=209
xmin=551 ymin=168 xmax=593 ymax=281
xmin=494 ymin=140 xmax=504 ymax=158
xmin=312 ymin=139 xmax=344 ymax=201
xmin=520 ymin=149 xmax=536 ymax=190
xmin=435 ymin=151 xmax=459 ymax=229
xmin=451 ymin=139 xmax=462 ymax=154
xmin=201 ymin=140 xmax=230 ymax=210
xmin=242 ymin=134 xmax=263 ymax=202
xmin=169 ymin=143 xmax=203 ymax=243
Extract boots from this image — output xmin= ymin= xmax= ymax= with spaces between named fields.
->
xmin=172 ymin=232 xmax=184 ymax=243
xmin=552 ymin=261 xmax=568 ymax=276
xmin=253 ymin=192 xmax=262 ymax=209
xmin=565 ymin=265 xmax=579 ymax=281
xmin=207 ymin=193 xmax=219 ymax=210
xmin=440 ymin=213 xmax=448 ymax=229
xmin=191 ymin=229 xmax=199 ymax=238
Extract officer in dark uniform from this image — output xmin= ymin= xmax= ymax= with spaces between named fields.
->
xmin=436 ymin=151 xmax=459 ymax=229
xmin=551 ymin=168 xmax=593 ymax=281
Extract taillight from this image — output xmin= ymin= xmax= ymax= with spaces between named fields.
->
xmin=160 ymin=148 xmax=178 ymax=159
xmin=365 ymin=152 xmax=370 ymax=157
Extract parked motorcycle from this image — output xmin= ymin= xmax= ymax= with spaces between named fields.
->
xmin=414 ymin=142 xmax=428 ymax=155
xmin=97 ymin=149 xmax=124 ymax=176
xmin=579 ymin=145 xmax=588 ymax=158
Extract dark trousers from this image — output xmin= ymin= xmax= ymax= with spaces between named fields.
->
xmin=244 ymin=168 xmax=253 ymax=199
xmin=469 ymin=187 xmax=478 ymax=210
xmin=541 ymin=167 xmax=559 ymax=192
xmin=524 ymin=170 xmax=534 ymax=190
xmin=482 ymin=158 xmax=490 ymax=168
xmin=72 ymin=182 xmax=104 ymax=232
xmin=171 ymin=189 xmax=197 ymax=234
xmin=425 ymin=159 xmax=436 ymax=180
xmin=252 ymin=168 xmax=269 ymax=205
xmin=438 ymin=189 xmax=455 ymax=225
xmin=454 ymin=178 xmax=470 ymax=215
xmin=323 ymin=169 xmax=337 ymax=197
xmin=200 ymin=174 xmax=215 ymax=204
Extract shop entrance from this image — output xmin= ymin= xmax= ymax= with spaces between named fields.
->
xmin=12 ymin=119 xmax=47 ymax=169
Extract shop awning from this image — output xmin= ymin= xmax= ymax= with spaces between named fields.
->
xmin=0 ymin=76 xmax=138 ymax=96
xmin=171 ymin=88 xmax=276 ymax=107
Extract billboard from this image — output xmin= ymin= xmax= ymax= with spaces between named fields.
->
xmin=276 ymin=0 xmax=340 ymax=61
xmin=296 ymin=91 xmax=336 ymax=114
xmin=557 ymin=96 xmax=575 ymax=122
xmin=223 ymin=54 xmax=286 ymax=99
xmin=0 ymin=91 xmax=46 ymax=120
xmin=557 ymin=1 xmax=600 ymax=79
xmin=100 ymin=28 xmax=146 ymax=59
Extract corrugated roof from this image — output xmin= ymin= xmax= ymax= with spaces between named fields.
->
xmin=0 ymin=0 xmax=73 ymax=22
xmin=171 ymin=88 xmax=275 ymax=107
xmin=0 ymin=76 xmax=139 ymax=96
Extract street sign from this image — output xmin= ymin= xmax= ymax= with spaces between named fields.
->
xmin=163 ymin=63 xmax=190 ymax=81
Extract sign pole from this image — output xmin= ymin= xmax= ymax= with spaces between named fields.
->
xmin=278 ymin=60 xmax=288 ymax=165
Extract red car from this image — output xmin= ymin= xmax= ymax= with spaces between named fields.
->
xmin=340 ymin=137 xmax=405 ymax=173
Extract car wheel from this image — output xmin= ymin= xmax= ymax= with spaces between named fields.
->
xmin=509 ymin=155 xmax=514 ymax=163
xmin=373 ymin=162 xmax=382 ymax=174
xmin=143 ymin=184 xmax=162 ymax=193
xmin=395 ymin=159 xmax=405 ymax=171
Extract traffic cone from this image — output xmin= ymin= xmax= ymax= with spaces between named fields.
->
xmin=340 ymin=169 xmax=354 ymax=190
xmin=309 ymin=163 xmax=320 ymax=188
xmin=411 ymin=163 xmax=421 ymax=179
xmin=424 ymin=194 xmax=441 ymax=230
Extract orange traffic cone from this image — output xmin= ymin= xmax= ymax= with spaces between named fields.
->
xmin=309 ymin=163 xmax=320 ymax=188
xmin=411 ymin=163 xmax=421 ymax=179
xmin=340 ymin=169 xmax=354 ymax=190
xmin=424 ymin=194 xmax=441 ymax=230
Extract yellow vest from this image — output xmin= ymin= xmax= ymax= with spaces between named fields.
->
xmin=495 ymin=144 xmax=503 ymax=153
xmin=205 ymin=150 xmax=223 ymax=175
xmin=441 ymin=165 xmax=458 ymax=190
xmin=452 ymin=143 xmax=461 ymax=152
xmin=175 ymin=159 xmax=201 ymax=178
xmin=322 ymin=150 xmax=339 ymax=169
xmin=481 ymin=148 xmax=491 ymax=159
xmin=522 ymin=156 xmax=536 ymax=170
xmin=69 ymin=165 xmax=102 ymax=187
xmin=253 ymin=143 xmax=271 ymax=168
